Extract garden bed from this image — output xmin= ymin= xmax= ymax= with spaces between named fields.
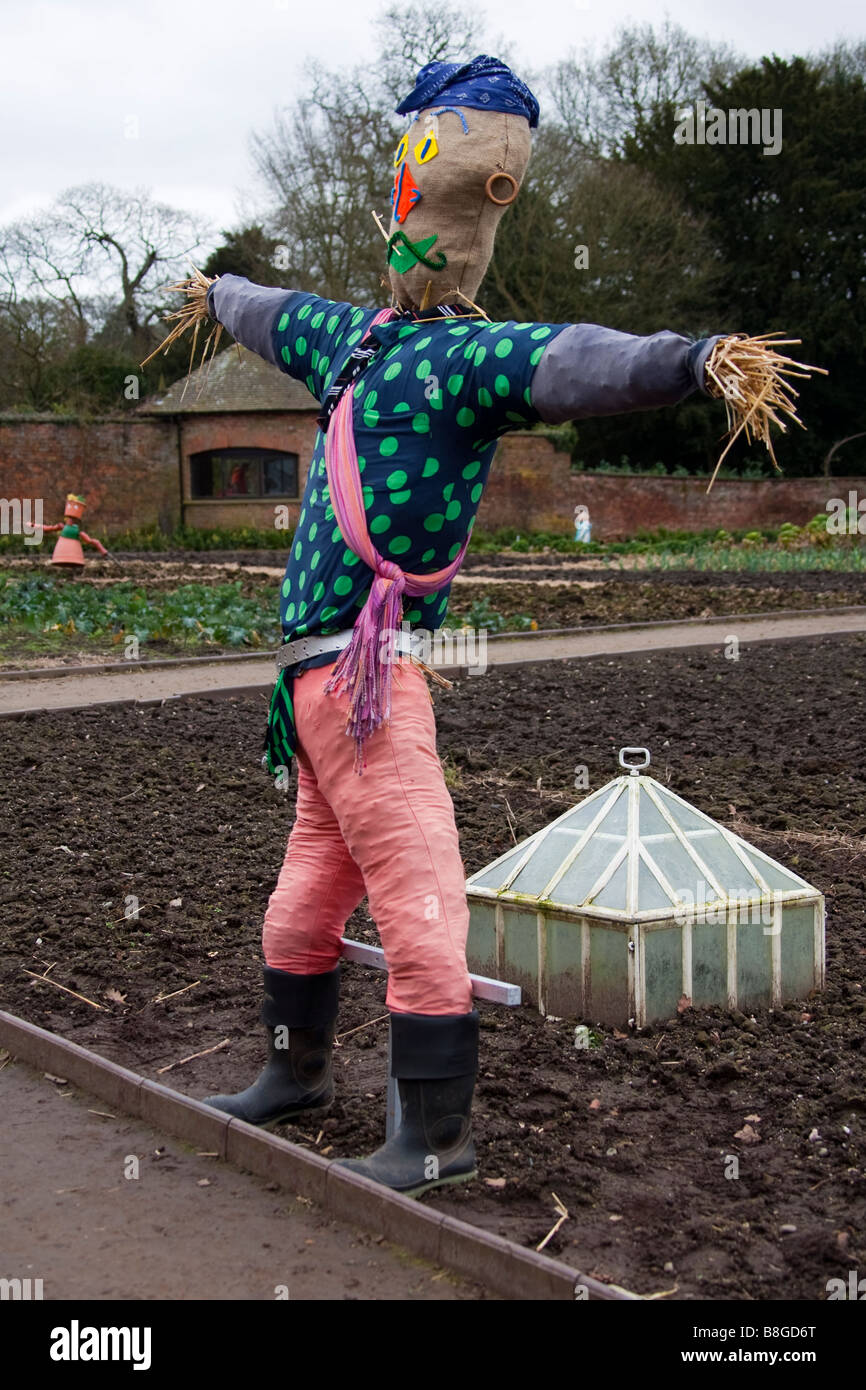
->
xmin=1 ymin=635 xmax=864 ymax=1300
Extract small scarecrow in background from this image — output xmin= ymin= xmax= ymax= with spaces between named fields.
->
xmin=153 ymin=55 xmax=822 ymax=1196
xmin=41 ymin=494 xmax=108 ymax=569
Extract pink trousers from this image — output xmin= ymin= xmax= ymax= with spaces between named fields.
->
xmin=262 ymin=658 xmax=473 ymax=1015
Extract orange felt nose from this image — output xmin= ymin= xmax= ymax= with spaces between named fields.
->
xmin=51 ymin=536 xmax=85 ymax=566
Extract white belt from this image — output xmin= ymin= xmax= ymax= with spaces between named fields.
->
xmin=275 ymin=627 xmax=416 ymax=673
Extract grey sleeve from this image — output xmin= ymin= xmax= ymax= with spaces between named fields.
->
xmin=530 ymin=323 xmax=723 ymax=424
xmin=206 ymin=275 xmax=299 ymax=366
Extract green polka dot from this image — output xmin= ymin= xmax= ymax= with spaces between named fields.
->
xmin=298 ymin=570 xmax=306 ymax=589
xmin=351 ymin=308 xmax=364 ymax=326
xmin=326 ymin=313 xmax=339 ymax=333
xmin=530 ymin=327 xmax=551 ymax=340
xmin=530 ymin=345 xmax=546 ymax=365
xmin=494 ymin=375 xmax=510 ymax=397
xmin=321 ymin=606 xmax=339 ymax=622
xmin=356 ymin=457 xmax=365 ymax=473
xmin=386 ymin=469 xmax=407 ymax=489
xmin=462 ymin=460 xmax=481 ymax=479
xmin=390 ymin=489 xmax=411 ymax=505
xmin=311 ymin=348 xmax=319 ymax=368
xmin=448 ymin=324 xmax=470 ymax=336
xmin=384 ymin=362 xmax=402 ymax=380
xmin=471 ymin=482 xmax=483 ymax=503
xmin=363 ymin=389 xmax=377 ymax=408
xmin=429 ymin=391 xmax=444 ymax=412
xmin=388 ymin=535 xmax=411 ymax=555
xmin=311 ymin=311 xmax=325 ymax=328
xmin=281 ymin=578 xmax=291 ymax=597
xmin=394 ymin=401 xmax=410 ymax=413
xmin=447 ymin=374 xmax=463 ymax=396
xmin=379 ymin=437 xmax=399 ymax=457
xmin=398 ymin=324 xmax=418 ymax=338
xmin=447 ymin=542 xmax=461 ymax=560
xmin=423 ymin=513 xmax=444 ymax=532
xmin=456 ymin=407 xmax=475 ymax=426
xmin=524 ymin=387 xmax=533 ymax=406
xmin=421 ymin=548 xmax=436 ymax=563
xmin=323 ymin=371 xmax=333 ymax=389
xmin=278 ymin=312 xmax=290 ymax=331
xmin=305 ymin=374 xmax=315 ymax=393
xmin=308 ymin=522 xmax=317 ymax=541
xmin=325 ymin=505 xmax=335 ymax=521
xmin=363 ymin=408 xmax=379 ymax=428
xmin=346 ymin=329 xmax=362 ymax=347
xmin=478 ymin=387 xmax=493 ymax=407
xmin=297 ymin=303 xmax=311 ymax=320
xmin=281 ymin=345 xmax=291 ymax=365
xmin=423 ymin=591 xmax=437 ymax=603
xmin=370 ymin=514 xmax=390 ymax=534
xmin=311 ymin=489 xmax=318 ymax=505
xmin=285 ymin=602 xmax=296 ymax=620
xmin=294 ymin=541 xmax=302 ymax=560
xmin=488 ymin=323 xmax=505 ymax=334
xmin=422 ymin=457 xmax=439 ymax=477
xmin=298 ymin=601 xmax=307 ymax=619
xmin=313 ymin=581 xmax=325 ymax=601
xmin=405 ymin=608 xmax=422 ymax=623
xmin=412 ymin=412 xmax=430 ymax=433
xmin=445 ymin=500 xmax=461 ymax=521
xmin=363 ymin=484 xmax=374 ymax=508
xmin=331 ymin=525 xmax=342 ymax=543
xmin=437 ymin=596 xmax=449 ymax=613
xmin=334 ymin=575 xmax=353 ymax=595
xmin=474 ymin=345 xmax=487 ymax=365
xmin=443 ymin=482 xmax=454 ymax=501
xmin=318 ymin=355 xmax=330 ymax=375
xmin=310 ymin=550 xmax=321 ymax=569
xmin=413 ymin=335 xmax=432 ymax=352
xmin=294 ymin=336 xmax=307 ymax=355
xmin=344 ymin=549 xmax=361 ymax=566
xmin=463 ymin=341 xmax=476 ymax=360
xmin=295 ymin=623 xmax=308 ymax=635
xmin=495 ymin=337 xmax=513 ymax=358
xmin=415 ymin=358 xmax=432 ymax=380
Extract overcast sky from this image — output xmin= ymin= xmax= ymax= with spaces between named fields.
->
xmin=2 ymin=0 xmax=862 ymax=243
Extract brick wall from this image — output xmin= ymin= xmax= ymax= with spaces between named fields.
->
xmin=179 ymin=412 xmax=320 ymax=531
xmin=1 ymin=413 xmax=858 ymax=542
xmin=0 ymin=414 xmax=179 ymax=532
xmin=487 ymin=434 xmax=857 ymax=539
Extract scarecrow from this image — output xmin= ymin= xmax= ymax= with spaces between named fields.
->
xmin=41 ymin=494 xmax=108 ymax=569
xmin=151 ymin=56 xmax=821 ymax=1196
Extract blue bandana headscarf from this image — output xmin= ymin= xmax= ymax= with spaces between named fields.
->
xmin=395 ymin=53 xmax=540 ymax=129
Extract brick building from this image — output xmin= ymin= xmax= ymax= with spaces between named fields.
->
xmin=0 ymin=347 xmax=849 ymax=539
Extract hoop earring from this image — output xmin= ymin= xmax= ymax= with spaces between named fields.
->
xmin=484 ymin=172 xmax=519 ymax=206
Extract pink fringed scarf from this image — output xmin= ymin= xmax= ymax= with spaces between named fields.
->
xmin=322 ymin=307 xmax=470 ymax=772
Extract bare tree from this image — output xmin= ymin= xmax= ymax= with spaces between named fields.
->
xmin=549 ymin=19 xmax=740 ymax=155
xmin=2 ymin=184 xmax=210 ymax=346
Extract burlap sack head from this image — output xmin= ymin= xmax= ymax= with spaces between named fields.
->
xmin=386 ymin=107 xmax=531 ymax=310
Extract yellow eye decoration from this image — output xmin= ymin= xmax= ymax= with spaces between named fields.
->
xmin=393 ymin=134 xmax=409 ymax=167
xmin=414 ymin=131 xmax=438 ymax=164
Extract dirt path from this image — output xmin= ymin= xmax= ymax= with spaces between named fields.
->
xmin=0 ymin=1058 xmax=484 ymax=1301
xmin=1 ymin=608 xmax=865 ymax=714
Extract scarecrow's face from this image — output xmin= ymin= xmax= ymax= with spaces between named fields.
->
xmin=386 ymin=106 xmax=531 ymax=310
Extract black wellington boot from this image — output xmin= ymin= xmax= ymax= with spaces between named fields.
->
xmin=335 ymin=1010 xmax=479 ymax=1198
xmin=203 ymin=964 xmax=339 ymax=1127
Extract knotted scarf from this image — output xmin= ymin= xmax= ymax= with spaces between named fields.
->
xmin=322 ymin=306 xmax=470 ymax=772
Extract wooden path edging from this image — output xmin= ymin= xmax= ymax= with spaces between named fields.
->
xmin=0 ymin=1009 xmax=637 ymax=1302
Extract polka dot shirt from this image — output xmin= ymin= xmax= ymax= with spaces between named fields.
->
xmin=272 ymin=293 xmax=570 ymax=647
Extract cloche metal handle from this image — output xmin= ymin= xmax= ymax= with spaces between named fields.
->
xmin=618 ymin=746 xmax=650 ymax=775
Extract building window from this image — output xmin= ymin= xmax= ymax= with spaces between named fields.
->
xmin=189 ymin=447 xmax=299 ymax=500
